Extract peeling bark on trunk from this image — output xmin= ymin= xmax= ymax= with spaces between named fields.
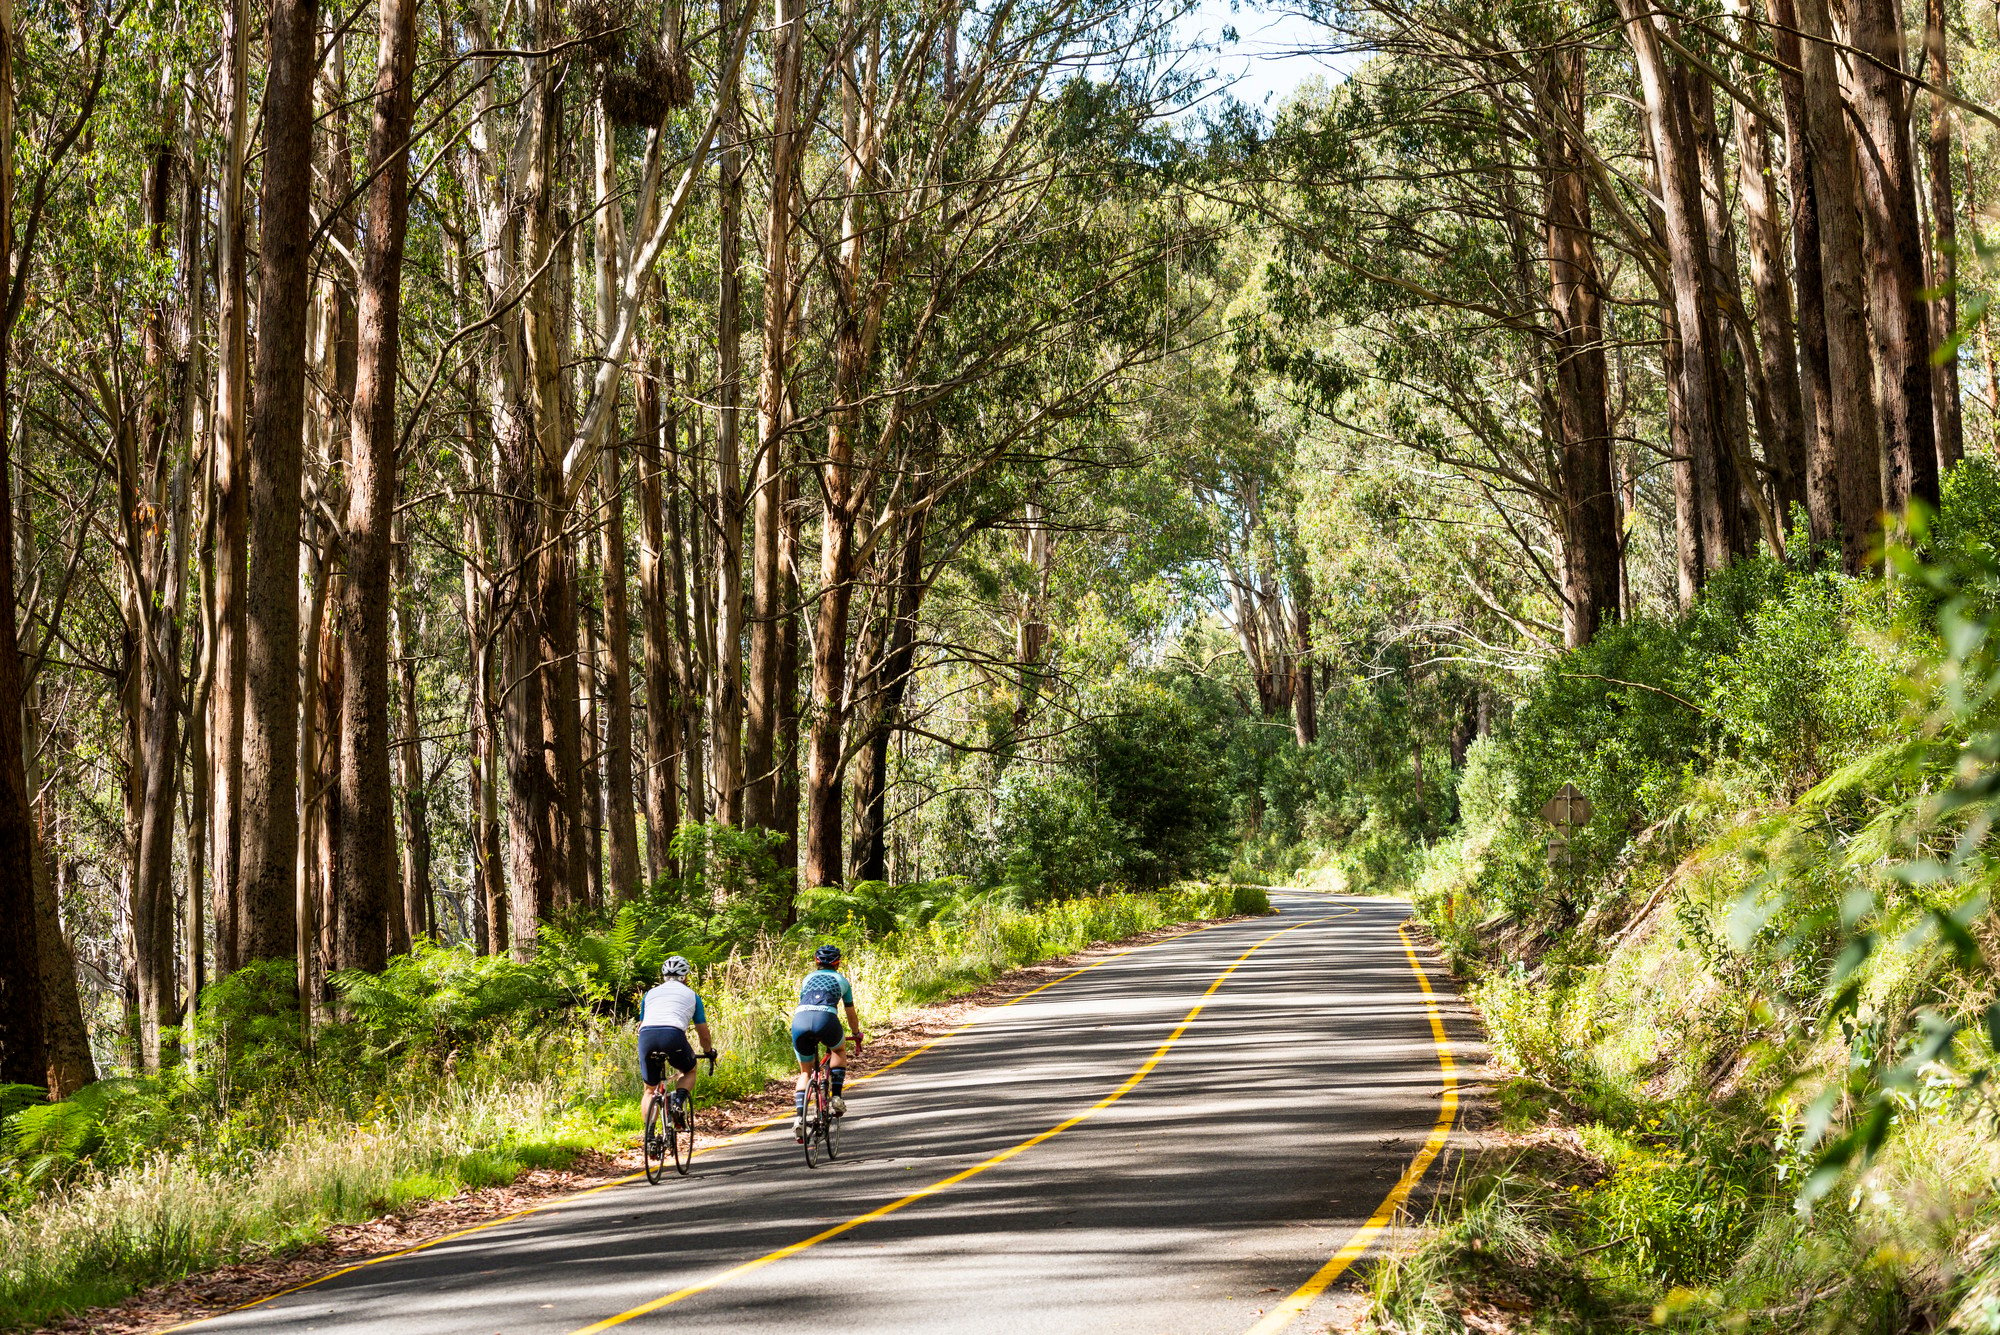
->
xmin=239 ymin=0 xmax=320 ymax=966
xmin=208 ymin=0 xmax=251 ymax=977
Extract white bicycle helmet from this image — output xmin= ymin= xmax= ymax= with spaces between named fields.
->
xmin=661 ymin=955 xmax=691 ymax=980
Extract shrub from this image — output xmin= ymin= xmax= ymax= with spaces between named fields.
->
xmin=988 ymin=767 xmax=1132 ymax=898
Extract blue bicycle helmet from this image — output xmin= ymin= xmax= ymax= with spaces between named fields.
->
xmin=814 ymin=943 xmax=843 ymax=967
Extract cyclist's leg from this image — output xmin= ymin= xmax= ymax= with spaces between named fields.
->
xmin=661 ymin=1028 xmax=698 ymax=1116
xmin=789 ymin=1017 xmax=822 ymax=1135
xmin=826 ymin=1036 xmax=848 ymax=1110
xmin=637 ymin=1028 xmax=672 ymax=1140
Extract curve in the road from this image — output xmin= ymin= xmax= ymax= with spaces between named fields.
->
xmin=572 ymin=912 xmax=1339 ymax=1332
xmin=157 ymin=894 xmax=1467 ymax=1335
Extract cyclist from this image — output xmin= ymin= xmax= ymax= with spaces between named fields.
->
xmin=638 ymin=955 xmax=715 ymax=1134
xmin=791 ymin=943 xmax=865 ymax=1140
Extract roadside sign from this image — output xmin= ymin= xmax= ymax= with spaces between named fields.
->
xmin=1540 ymin=783 xmax=1592 ymax=829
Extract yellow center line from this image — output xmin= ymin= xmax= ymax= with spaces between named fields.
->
xmin=568 ymin=913 xmax=1342 ymax=1334
xmin=1243 ymin=919 xmax=1460 ymax=1335
xmin=683 ymin=913 xmax=1240 ymax=1150
xmin=157 ymin=912 xmax=1258 ymax=1332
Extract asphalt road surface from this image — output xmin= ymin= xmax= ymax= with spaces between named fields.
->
xmin=181 ymin=892 xmax=1468 ymax=1335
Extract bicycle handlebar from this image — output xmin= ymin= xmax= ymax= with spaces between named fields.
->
xmin=701 ymin=1050 xmax=718 ymax=1072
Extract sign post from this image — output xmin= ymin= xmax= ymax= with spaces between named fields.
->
xmin=1539 ymin=783 xmax=1592 ymax=867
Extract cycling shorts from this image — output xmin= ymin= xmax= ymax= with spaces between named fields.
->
xmin=790 ymin=1010 xmax=845 ymax=1062
xmin=638 ymin=1025 xmax=696 ymax=1084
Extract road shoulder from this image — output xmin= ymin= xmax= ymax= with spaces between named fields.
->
xmin=38 ymin=914 xmax=1257 ymax=1335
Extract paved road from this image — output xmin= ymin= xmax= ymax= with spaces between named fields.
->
xmin=184 ymin=893 xmax=1467 ymax=1335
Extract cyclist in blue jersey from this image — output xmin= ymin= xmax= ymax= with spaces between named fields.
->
xmin=638 ymin=956 xmax=716 ymax=1132
xmin=791 ymin=943 xmax=865 ymax=1141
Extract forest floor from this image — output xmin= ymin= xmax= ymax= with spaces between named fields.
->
xmin=36 ymin=914 xmax=1260 ymax=1335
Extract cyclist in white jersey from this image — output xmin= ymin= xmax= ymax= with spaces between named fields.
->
xmin=637 ymin=956 xmax=715 ymax=1127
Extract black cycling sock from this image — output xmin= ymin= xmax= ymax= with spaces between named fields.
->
xmin=830 ymin=1067 xmax=846 ymax=1097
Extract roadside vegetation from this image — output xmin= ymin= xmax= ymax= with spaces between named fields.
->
xmin=0 ymin=875 xmax=1265 ymax=1329
xmin=1328 ymin=466 xmax=2000 ymax=1331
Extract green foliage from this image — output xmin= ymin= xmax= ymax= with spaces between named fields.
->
xmin=1230 ymin=883 xmax=1272 ymax=915
xmin=0 ymin=876 xmax=1241 ymax=1330
xmin=989 ymin=768 xmax=1131 ymax=898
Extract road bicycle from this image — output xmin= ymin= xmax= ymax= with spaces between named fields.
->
xmin=643 ymin=1050 xmax=717 ymax=1183
xmin=800 ymin=1049 xmax=844 ymax=1168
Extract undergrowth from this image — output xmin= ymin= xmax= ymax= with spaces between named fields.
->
xmin=1354 ymin=465 xmax=2000 ymax=1332
xmin=0 ymin=880 xmax=1258 ymax=1330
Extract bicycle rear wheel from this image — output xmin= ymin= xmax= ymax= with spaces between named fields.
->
xmin=820 ymin=1090 xmax=841 ymax=1162
xmin=803 ymin=1070 xmax=825 ymax=1168
xmin=642 ymin=1093 xmax=669 ymax=1185
xmin=671 ymin=1094 xmax=695 ymax=1176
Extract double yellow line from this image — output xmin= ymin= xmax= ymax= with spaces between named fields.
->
xmin=1243 ymin=920 xmax=1460 ymax=1334
xmin=570 ymin=913 xmax=1335 ymax=1332
xmin=159 ymin=911 xmax=1254 ymax=1332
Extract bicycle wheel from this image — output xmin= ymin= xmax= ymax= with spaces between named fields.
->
xmin=803 ymin=1071 xmax=825 ymax=1169
xmin=671 ymin=1093 xmax=695 ymax=1176
xmin=820 ymin=1086 xmax=841 ymax=1162
xmin=642 ymin=1093 xmax=669 ymax=1185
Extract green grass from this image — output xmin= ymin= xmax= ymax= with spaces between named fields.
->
xmin=0 ymin=883 xmax=1254 ymax=1330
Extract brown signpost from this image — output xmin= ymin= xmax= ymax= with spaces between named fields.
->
xmin=1540 ymin=782 xmax=1593 ymax=829
xmin=1541 ymin=783 xmax=1591 ymax=867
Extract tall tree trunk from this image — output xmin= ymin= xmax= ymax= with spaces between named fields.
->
xmin=745 ymin=0 xmax=800 ymax=833
xmin=1925 ymin=0 xmax=1964 ymax=473
xmin=1289 ymin=566 xmax=1317 ymax=746
xmin=239 ymin=0 xmax=320 ymax=965
xmin=710 ymin=0 xmax=746 ymax=826
xmin=1617 ymin=0 xmax=1739 ymax=590
xmin=1689 ymin=76 xmax=1778 ymax=558
xmin=804 ymin=502 xmax=855 ymax=891
xmin=0 ymin=0 xmax=49 ymax=1094
xmin=208 ymin=0 xmax=252 ymax=974
xmin=587 ymin=107 xmax=640 ymax=900
xmin=1849 ymin=0 xmax=1940 ymax=513
xmin=1727 ymin=0 xmax=1809 ymax=521
xmin=1539 ymin=44 xmax=1621 ymax=645
xmin=335 ymin=0 xmax=419 ymax=974
xmin=15 ymin=433 xmax=86 ymax=1093
xmin=580 ymin=528 xmax=605 ymax=910
xmin=595 ymin=451 xmax=639 ymax=901
xmin=636 ymin=360 xmax=681 ymax=878
xmin=850 ymin=515 xmax=924 ymax=884
xmin=393 ymin=520 xmax=431 ymax=942
xmin=776 ymin=435 xmax=801 ymax=888
xmin=1765 ymin=0 xmax=1840 ymax=548
xmin=462 ymin=499 xmax=505 ymax=954
xmin=1794 ymin=0 xmax=1884 ymax=569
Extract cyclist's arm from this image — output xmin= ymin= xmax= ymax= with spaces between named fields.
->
xmin=694 ymin=1021 xmax=714 ymax=1051
xmin=844 ymin=1002 xmax=865 ymax=1047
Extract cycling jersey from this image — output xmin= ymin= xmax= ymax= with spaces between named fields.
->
xmin=639 ymin=979 xmax=707 ymax=1030
xmin=793 ymin=969 xmax=854 ymax=1017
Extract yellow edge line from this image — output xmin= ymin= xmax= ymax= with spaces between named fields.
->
xmin=1243 ymin=919 xmax=1460 ymax=1335
xmin=567 ymin=913 xmax=1337 ymax=1334
xmin=156 ymin=912 xmax=1248 ymax=1332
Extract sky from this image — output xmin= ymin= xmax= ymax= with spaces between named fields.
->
xmin=1173 ymin=0 xmax=1360 ymax=117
